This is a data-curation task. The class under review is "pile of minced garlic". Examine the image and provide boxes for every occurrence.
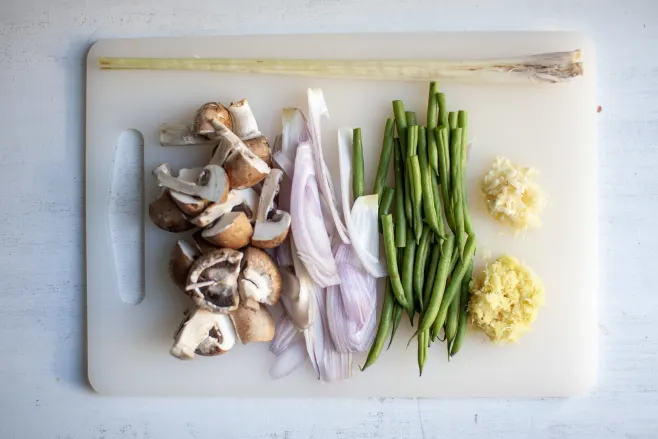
[468,255,545,343]
[481,156,544,230]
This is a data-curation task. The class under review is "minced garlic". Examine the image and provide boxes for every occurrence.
[481,157,544,230]
[468,255,545,343]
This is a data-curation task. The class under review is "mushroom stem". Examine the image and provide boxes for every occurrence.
[228,99,262,140]
[185,280,218,291]
[159,123,217,146]
[153,163,229,203]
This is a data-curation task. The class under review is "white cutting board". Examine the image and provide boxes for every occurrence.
[86,32,597,397]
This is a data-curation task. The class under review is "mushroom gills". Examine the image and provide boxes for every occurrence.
[171,309,237,359]
[239,247,282,306]
[187,249,243,313]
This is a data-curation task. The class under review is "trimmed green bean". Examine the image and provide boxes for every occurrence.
[436,126,454,232]
[361,280,394,370]
[393,100,407,154]
[450,260,473,357]
[405,111,417,127]
[417,126,440,235]
[407,124,418,158]
[437,92,448,129]
[378,186,395,233]
[401,227,417,322]
[418,236,455,333]
[449,127,466,258]
[423,242,441,307]
[414,226,431,312]
[381,214,409,308]
[448,111,457,130]
[393,139,407,247]
[430,171,446,238]
[408,157,423,243]
[352,128,365,200]
[427,83,440,174]
[374,118,395,198]
[457,111,474,235]
[433,235,477,331]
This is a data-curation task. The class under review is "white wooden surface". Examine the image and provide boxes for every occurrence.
[0,0,656,437]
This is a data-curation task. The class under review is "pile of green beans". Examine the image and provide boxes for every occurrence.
[363,82,477,376]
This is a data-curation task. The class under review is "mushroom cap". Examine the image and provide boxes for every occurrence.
[243,136,272,167]
[169,240,200,290]
[148,190,194,233]
[239,246,282,306]
[194,102,232,137]
[251,211,291,249]
[229,303,275,344]
[192,231,217,254]
[171,309,237,359]
[186,249,243,313]
[170,191,207,216]
[201,211,253,250]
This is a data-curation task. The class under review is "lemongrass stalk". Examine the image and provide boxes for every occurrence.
[98,51,584,84]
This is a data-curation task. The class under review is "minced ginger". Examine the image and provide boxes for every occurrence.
[481,156,544,230]
[468,255,545,343]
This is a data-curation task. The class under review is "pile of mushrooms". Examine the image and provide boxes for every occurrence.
[150,100,292,359]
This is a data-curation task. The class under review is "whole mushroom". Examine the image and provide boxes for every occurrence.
[194,102,232,138]
[170,309,237,359]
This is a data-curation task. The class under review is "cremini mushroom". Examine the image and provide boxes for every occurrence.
[189,188,259,228]
[169,167,208,216]
[170,309,237,359]
[252,169,291,248]
[169,240,200,290]
[194,102,232,138]
[153,164,229,204]
[279,266,313,330]
[239,247,281,307]
[229,303,276,344]
[186,249,243,313]
[192,231,216,254]
[148,190,195,233]
[209,119,270,189]
[228,99,272,166]
[158,123,216,146]
[201,211,253,249]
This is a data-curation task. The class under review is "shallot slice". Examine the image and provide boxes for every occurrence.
[270,314,301,355]
[269,340,306,380]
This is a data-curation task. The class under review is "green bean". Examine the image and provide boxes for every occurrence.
[418,329,428,376]
[378,186,395,233]
[450,260,473,357]
[450,127,466,258]
[361,280,394,370]
[373,118,395,198]
[448,241,460,273]
[401,227,417,323]
[433,235,476,331]
[406,124,418,158]
[392,139,407,247]
[392,100,407,154]
[457,111,474,235]
[437,92,448,129]
[423,242,441,308]
[436,126,454,232]
[352,128,365,200]
[448,111,457,130]
[445,285,460,344]
[406,127,420,238]
[417,126,440,235]
[404,171,413,225]
[405,111,417,127]
[418,236,455,333]
[408,155,423,242]
[427,83,440,174]
[430,171,446,238]
[381,214,408,308]
[414,225,431,312]
[388,303,403,350]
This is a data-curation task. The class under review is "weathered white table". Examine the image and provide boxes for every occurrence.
[0,0,656,437]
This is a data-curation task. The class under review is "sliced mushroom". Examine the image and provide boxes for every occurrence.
[201,211,253,249]
[194,102,232,138]
[190,188,259,228]
[252,169,291,248]
[186,249,243,313]
[170,309,237,359]
[279,266,313,330]
[239,246,281,306]
[153,163,229,203]
[169,167,208,215]
[148,190,194,233]
[209,119,270,189]
[159,123,216,146]
[169,240,200,290]
[230,303,275,344]
[244,136,272,167]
